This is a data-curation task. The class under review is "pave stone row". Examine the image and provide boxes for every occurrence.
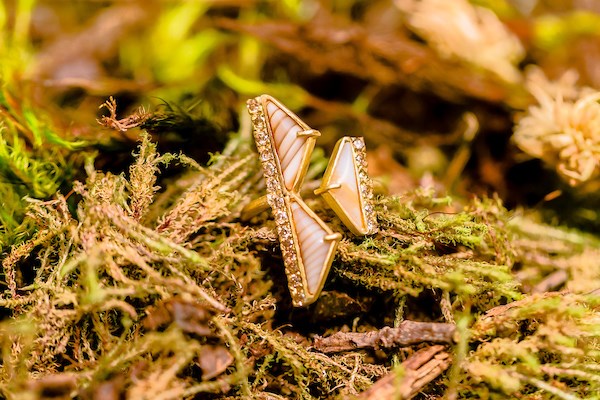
[247,98,306,305]
[351,137,378,234]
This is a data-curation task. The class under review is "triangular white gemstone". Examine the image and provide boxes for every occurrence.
[265,100,314,191]
[331,140,364,230]
[318,138,368,235]
[290,200,337,297]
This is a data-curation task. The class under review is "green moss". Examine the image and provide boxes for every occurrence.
[2,1,600,397]
[0,104,598,399]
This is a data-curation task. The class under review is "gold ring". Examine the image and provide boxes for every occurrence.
[244,95,341,307]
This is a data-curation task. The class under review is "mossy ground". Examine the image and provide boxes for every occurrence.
[1,1,600,399]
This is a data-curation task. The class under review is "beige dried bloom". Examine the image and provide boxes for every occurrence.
[395,0,524,83]
[513,67,600,186]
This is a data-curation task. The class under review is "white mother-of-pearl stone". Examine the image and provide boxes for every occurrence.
[266,101,310,191]
[329,140,364,230]
[318,138,367,234]
[290,201,334,295]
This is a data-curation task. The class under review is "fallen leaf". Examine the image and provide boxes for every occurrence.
[197,345,234,380]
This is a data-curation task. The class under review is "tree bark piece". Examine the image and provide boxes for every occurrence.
[314,321,455,353]
[355,345,451,399]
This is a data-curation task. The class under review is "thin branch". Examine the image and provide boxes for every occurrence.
[314,321,455,353]
[532,270,568,293]
[355,345,451,399]
[97,96,150,132]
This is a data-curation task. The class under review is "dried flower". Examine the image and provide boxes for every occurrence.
[513,67,600,186]
[395,0,524,83]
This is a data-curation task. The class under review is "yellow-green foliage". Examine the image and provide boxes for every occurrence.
[0,1,86,251]
[466,293,600,399]
[1,1,600,398]
[0,89,85,251]
[0,129,598,399]
[335,195,520,311]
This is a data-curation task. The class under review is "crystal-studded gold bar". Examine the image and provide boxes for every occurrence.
[351,137,378,234]
[247,96,339,306]
[247,97,285,207]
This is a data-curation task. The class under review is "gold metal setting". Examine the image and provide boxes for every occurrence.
[246,95,341,306]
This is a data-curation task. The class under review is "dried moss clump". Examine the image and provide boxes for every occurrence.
[466,292,600,398]
[0,125,598,399]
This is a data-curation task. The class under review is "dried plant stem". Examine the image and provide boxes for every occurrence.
[213,317,251,397]
[392,296,407,367]
[532,270,568,293]
[510,371,580,400]
[445,314,471,400]
[2,229,56,297]
[314,321,455,353]
[355,345,451,399]
[108,208,210,270]
[182,371,247,397]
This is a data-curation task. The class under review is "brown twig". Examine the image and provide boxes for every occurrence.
[97,96,150,132]
[354,345,451,399]
[313,321,455,353]
[532,270,569,293]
